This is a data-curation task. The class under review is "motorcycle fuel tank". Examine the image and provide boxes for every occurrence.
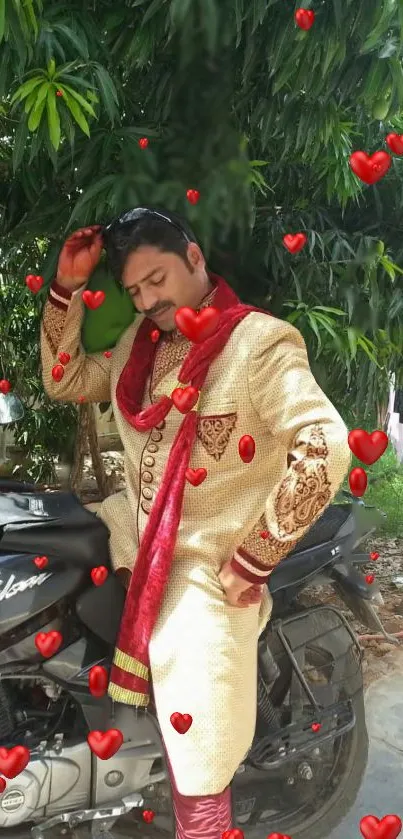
[0,552,85,635]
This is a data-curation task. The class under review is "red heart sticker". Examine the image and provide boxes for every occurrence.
[33,555,48,569]
[51,364,65,383]
[35,630,63,658]
[239,434,256,463]
[267,834,293,839]
[294,8,315,30]
[360,814,402,839]
[139,137,149,149]
[25,274,44,293]
[89,665,109,698]
[311,722,322,733]
[0,778,5,793]
[150,329,160,343]
[171,386,200,413]
[0,746,30,779]
[260,530,269,539]
[103,350,112,358]
[142,810,155,823]
[58,352,71,365]
[348,429,388,465]
[222,831,245,839]
[349,466,368,497]
[82,290,106,310]
[366,574,375,585]
[186,467,207,486]
[386,134,403,155]
[186,189,200,205]
[350,151,392,185]
[175,306,220,343]
[91,566,109,586]
[87,729,123,760]
[283,233,307,253]
[0,380,11,394]
[170,712,193,734]
[370,552,380,561]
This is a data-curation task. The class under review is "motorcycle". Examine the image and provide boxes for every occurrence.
[0,392,395,839]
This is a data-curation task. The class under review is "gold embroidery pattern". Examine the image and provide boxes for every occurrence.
[150,286,218,395]
[240,514,298,567]
[151,336,190,393]
[196,413,237,460]
[306,424,329,459]
[42,300,67,355]
[275,423,331,538]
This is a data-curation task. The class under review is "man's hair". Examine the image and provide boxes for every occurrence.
[104,207,200,282]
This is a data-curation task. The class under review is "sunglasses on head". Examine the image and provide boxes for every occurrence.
[102,207,191,243]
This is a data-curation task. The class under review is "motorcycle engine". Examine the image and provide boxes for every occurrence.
[0,676,68,748]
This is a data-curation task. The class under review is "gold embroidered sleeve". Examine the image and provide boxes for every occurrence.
[231,316,351,581]
[41,280,111,404]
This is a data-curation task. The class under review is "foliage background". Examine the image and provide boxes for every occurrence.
[0,0,402,531]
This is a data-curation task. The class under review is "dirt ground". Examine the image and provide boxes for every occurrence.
[79,450,403,690]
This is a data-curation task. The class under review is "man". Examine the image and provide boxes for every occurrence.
[41,207,351,839]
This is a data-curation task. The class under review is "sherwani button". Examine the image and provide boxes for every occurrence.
[141,501,152,514]
[147,443,158,453]
[144,456,155,467]
[142,487,154,500]
[151,430,163,442]
[142,471,153,483]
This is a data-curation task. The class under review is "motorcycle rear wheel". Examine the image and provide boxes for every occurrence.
[234,691,368,839]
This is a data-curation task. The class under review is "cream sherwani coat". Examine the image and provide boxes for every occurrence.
[41,279,351,795]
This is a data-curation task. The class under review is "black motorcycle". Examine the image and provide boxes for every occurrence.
[0,392,395,839]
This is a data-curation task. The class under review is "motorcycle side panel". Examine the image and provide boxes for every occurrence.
[0,556,85,634]
[75,575,126,644]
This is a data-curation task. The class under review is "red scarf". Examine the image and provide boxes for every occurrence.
[107,275,269,706]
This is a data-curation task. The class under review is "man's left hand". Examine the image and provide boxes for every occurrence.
[218,559,263,608]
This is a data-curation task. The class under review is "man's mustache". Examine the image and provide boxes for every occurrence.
[145,304,173,317]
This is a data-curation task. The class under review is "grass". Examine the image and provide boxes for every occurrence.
[341,435,403,539]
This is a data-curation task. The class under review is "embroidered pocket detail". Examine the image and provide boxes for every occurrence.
[196,413,238,461]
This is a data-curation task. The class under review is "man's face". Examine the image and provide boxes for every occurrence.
[122,243,207,331]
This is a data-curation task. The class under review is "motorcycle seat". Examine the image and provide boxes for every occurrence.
[0,490,111,569]
[268,504,352,593]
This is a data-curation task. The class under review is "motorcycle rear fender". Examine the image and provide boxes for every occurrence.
[330,558,382,602]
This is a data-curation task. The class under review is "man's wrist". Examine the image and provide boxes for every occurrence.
[231,548,271,584]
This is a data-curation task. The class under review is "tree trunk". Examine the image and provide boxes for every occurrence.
[69,403,90,495]
[87,403,111,499]
[377,399,389,430]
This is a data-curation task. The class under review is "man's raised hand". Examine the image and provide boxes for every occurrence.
[56,226,104,291]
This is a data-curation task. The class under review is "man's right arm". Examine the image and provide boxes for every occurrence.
[41,278,111,404]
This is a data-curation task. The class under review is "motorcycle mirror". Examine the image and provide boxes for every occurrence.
[0,393,25,425]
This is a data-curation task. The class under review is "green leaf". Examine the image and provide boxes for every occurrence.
[47,57,56,78]
[46,87,61,149]
[307,312,322,349]
[141,0,164,26]
[24,0,39,39]
[12,115,29,171]
[28,84,48,130]
[24,88,38,114]
[314,306,346,316]
[234,0,243,47]
[63,90,90,136]
[67,174,118,228]
[60,83,96,117]
[0,0,5,42]
[92,63,119,122]
[347,327,358,360]
[170,0,192,26]
[10,75,43,104]
[52,22,89,59]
